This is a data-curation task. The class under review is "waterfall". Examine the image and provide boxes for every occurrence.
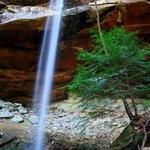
[32,0,63,149]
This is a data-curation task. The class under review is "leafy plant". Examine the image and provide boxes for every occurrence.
[69,27,150,100]
[69,27,150,148]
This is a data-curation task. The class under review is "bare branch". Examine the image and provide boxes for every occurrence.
[94,0,109,56]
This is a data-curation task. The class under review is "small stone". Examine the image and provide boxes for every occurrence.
[0,111,14,119]
[0,100,6,108]
[0,132,3,138]
[27,115,38,124]
[8,106,16,112]
[14,103,22,107]
[4,102,14,108]
[13,111,20,115]
[53,127,58,130]
[18,106,28,114]
[11,115,24,123]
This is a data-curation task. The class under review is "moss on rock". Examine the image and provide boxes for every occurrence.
[110,124,144,150]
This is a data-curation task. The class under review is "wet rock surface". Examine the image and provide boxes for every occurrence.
[0,100,28,120]
[27,115,38,124]
[0,99,131,148]
[0,98,149,149]
[11,115,24,123]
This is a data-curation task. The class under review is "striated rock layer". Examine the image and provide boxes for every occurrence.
[101,0,150,41]
[0,0,50,5]
[0,5,93,104]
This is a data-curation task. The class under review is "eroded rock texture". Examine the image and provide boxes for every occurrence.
[102,0,150,41]
[0,5,92,104]
[0,0,82,6]
[0,0,48,5]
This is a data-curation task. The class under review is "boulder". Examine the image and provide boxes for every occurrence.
[110,123,144,150]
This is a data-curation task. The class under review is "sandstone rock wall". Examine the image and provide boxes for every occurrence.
[101,0,150,41]
[0,5,92,104]
[0,0,81,6]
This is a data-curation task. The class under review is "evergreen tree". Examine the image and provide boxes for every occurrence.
[69,27,150,122]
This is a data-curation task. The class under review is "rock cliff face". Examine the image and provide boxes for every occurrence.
[0,0,48,5]
[0,5,92,104]
[101,0,150,41]
[0,0,81,6]
[0,0,149,104]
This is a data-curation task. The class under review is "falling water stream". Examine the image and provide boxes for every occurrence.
[32,0,63,150]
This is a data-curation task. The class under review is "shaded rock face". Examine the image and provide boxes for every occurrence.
[101,0,150,41]
[0,1,6,9]
[0,5,92,104]
[0,0,81,6]
[0,98,131,150]
[2,0,48,5]
[0,5,90,46]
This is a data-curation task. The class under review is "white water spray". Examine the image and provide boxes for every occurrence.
[32,0,63,150]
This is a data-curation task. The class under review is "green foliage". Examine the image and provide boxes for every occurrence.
[69,27,150,100]
[142,99,150,109]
